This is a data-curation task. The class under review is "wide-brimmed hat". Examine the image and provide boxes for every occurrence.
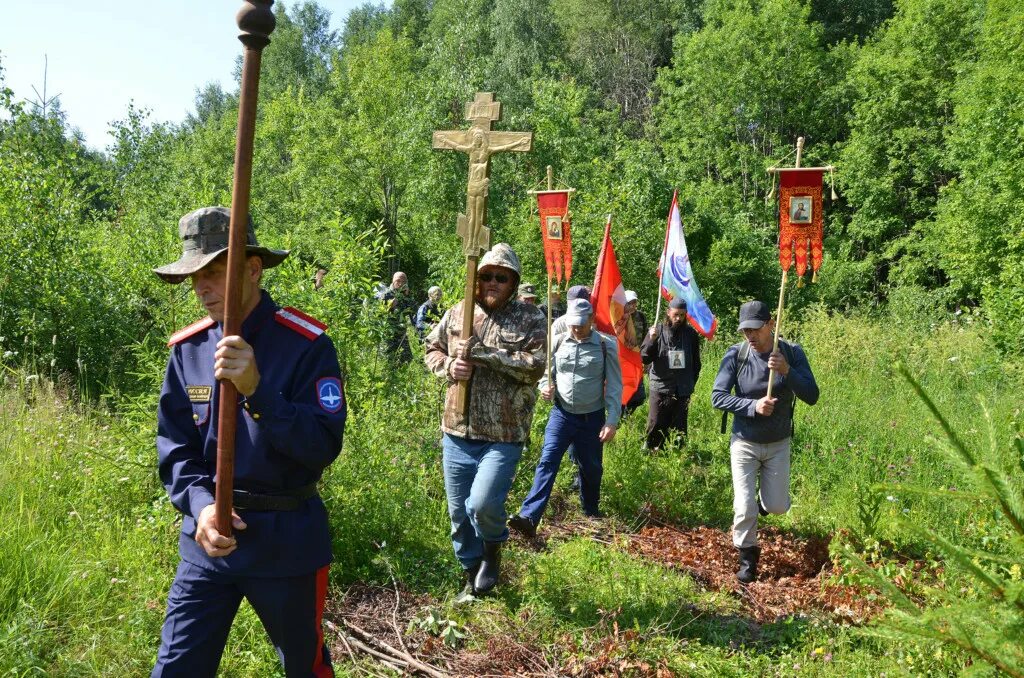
[153,207,289,284]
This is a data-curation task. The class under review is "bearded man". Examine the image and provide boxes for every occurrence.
[424,244,546,602]
[640,296,702,450]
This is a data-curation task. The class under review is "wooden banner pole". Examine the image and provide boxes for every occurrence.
[766,136,803,399]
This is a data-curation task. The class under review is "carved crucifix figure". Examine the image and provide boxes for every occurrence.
[433,92,533,257]
[432,92,533,413]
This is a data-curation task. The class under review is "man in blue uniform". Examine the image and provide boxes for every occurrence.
[151,207,346,677]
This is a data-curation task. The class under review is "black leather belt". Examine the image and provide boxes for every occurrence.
[232,483,318,511]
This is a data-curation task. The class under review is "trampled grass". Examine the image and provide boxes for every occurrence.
[1,311,1018,675]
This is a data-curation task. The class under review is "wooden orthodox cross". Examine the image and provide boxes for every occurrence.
[432,92,533,413]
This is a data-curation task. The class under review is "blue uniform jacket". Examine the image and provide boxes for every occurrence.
[157,291,346,577]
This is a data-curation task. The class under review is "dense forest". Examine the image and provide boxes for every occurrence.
[2,0,1023,391]
[2,0,1024,674]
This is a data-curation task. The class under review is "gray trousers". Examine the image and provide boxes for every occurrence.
[730,435,791,548]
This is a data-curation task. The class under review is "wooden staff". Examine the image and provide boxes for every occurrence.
[215,0,276,537]
[544,165,554,379]
[766,137,803,399]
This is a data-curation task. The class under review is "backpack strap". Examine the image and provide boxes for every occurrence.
[720,342,750,434]
[719,338,799,437]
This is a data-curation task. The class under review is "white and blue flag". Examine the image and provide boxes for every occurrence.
[658,190,717,339]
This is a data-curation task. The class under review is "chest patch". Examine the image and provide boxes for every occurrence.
[317,377,344,413]
[187,385,213,403]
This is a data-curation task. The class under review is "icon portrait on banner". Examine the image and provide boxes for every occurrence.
[789,196,812,224]
[545,215,564,241]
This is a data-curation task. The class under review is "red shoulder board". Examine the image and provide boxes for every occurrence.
[275,307,327,340]
[167,317,215,347]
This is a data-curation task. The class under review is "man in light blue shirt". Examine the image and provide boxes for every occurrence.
[509,299,622,537]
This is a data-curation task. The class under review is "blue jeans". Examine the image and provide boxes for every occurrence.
[519,404,605,522]
[441,433,523,570]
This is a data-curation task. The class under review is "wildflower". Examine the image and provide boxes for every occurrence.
[948,356,959,363]
[886,495,897,502]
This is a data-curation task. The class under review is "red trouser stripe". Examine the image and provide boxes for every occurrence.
[312,565,333,678]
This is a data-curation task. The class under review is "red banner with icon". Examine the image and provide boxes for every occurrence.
[536,190,573,283]
[778,169,824,281]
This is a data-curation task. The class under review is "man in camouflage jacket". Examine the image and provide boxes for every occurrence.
[425,243,546,602]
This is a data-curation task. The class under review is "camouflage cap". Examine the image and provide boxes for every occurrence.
[517,282,537,299]
[478,242,521,277]
[152,206,289,284]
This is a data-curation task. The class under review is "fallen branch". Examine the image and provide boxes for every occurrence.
[342,618,451,678]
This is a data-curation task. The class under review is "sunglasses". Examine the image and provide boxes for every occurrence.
[477,272,511,284]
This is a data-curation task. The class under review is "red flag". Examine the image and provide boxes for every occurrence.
[536,190,573,282]
[591,216,644,405]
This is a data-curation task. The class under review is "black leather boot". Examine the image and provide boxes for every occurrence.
[454,564,479,605]
[474,541,502,594]
[508,513,537,539]
[736,546,761,584]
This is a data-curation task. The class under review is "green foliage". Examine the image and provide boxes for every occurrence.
[842,365,1024,677]
[4,0,1024,670]
[933,0,1024,353]
[839,0,979,292]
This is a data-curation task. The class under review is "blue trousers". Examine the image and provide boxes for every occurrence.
[520,405,605,522]
[152,560,333,677]
[442,433,523,570]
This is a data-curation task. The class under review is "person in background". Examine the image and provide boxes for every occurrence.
[382,271,416,362]
[711,300,819,584]
[518,282,539,305]
[415,286,444,339]
[640,296,702,450]
[621,290,649,417]
[538,288,565,321]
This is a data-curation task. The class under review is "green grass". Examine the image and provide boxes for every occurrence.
[1,311,1019,675]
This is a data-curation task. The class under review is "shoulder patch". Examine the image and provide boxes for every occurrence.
[168,317,215,347]
[275,307,328,340]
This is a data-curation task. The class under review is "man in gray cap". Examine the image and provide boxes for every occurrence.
[711,300,819,584]
[151,207,346,675]
[549,284,591,337]
[640,296,703,450]
[509,297,622,538]
[424,243,546,602]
